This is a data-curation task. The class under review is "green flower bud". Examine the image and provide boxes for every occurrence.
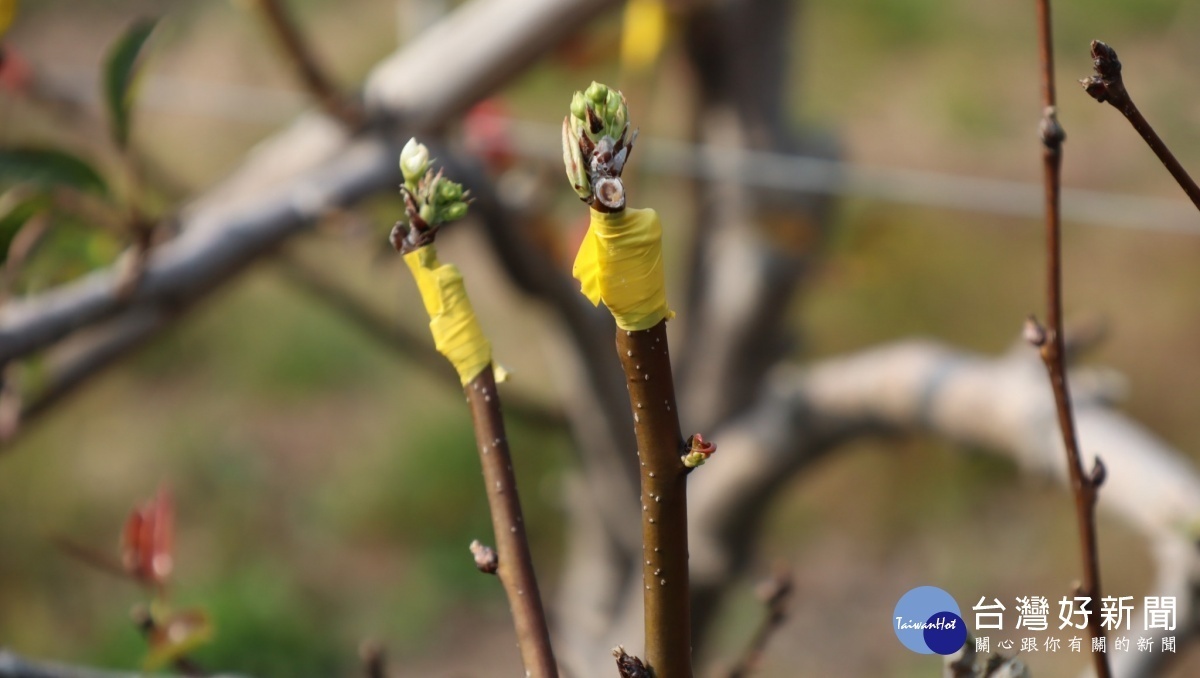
[570,91,588,121]
[436,178,464,205]
[419,203,435,225]
[441,202,469,222]
[605,90,621,118]
[585,81,608,105]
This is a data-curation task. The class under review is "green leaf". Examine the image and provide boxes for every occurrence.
[0,148,107,195]
[0,191,50,264]
[103,17,158,149]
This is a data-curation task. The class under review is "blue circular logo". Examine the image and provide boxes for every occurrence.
[894,586,967,655]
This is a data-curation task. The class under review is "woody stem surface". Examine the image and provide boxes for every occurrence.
[616,322,692,677]
[1035,3,1111,677]
[465,366,558,678]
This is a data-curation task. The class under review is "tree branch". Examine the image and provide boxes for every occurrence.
[1081,41,1200,211]
[616,322,692,677]
[683,340,1199,678]
[724,568,793,678]
[1032,3,1111,675]
[0,0,622,365]
[464,367,559,677]
[246,0,364,129]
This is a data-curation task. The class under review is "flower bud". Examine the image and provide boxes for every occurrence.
[400,137,430,183]
[570,91,589,121]
[436,178,464,205]
[585,81,608,105]
[605,90,622,120]
[441,202,469,222]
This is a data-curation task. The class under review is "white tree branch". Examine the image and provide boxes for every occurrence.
[678,339,1200,677]
[0,0,620,364]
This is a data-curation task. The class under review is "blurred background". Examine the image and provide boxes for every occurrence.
[1,0,1199,676]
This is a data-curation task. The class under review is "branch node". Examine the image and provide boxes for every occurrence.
[612,646,651,678]
[1089,455,1107,489]
[469,539,499,575]
[682,433,717,470]
[1022,315,1047,348]
[1039,106,1065,149]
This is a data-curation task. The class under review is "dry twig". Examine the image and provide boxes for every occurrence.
[246,0,364,129]
[725,569,793,678]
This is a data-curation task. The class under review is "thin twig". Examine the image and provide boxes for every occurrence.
[464,367,559,677]
[943,634,976,678]
[1081,40,1200,211]
[615,322,692,677]
[247,0,364,129]
[725,569,793,678]
[358,640,388,678]
[1031,3,1111,677]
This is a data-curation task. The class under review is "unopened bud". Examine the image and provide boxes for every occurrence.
[682,433,717,469]
[469,539,498,574]
[570,91,588,121]
[399,137,430,183]
[1024,316,1047,347]
[436,178,464,204]
[586,81,608,105]
[440,202,469,222]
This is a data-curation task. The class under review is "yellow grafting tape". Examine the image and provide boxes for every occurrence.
[572,207,674,331]
[404,245,492,386]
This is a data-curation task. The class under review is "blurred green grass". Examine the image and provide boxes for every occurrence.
[2,0,1199,675]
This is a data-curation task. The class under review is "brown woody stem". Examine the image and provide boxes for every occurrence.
[1034,4,1111,678]
[1081,40,1200,211]
[249,0,364,129]
[615,322,692,677]
[464,367,559,678]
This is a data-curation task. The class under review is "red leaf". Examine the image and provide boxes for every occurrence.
[121,485,174,587]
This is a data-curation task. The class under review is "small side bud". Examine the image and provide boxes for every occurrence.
[612,646,650,678]
[1090,456,1107,488]
[1039,106,1065,148]
[469,539,498,575]
[682,433,717,469]
[1024,315,1047,348]
[440,202,469,222]
[435,179,463,205]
